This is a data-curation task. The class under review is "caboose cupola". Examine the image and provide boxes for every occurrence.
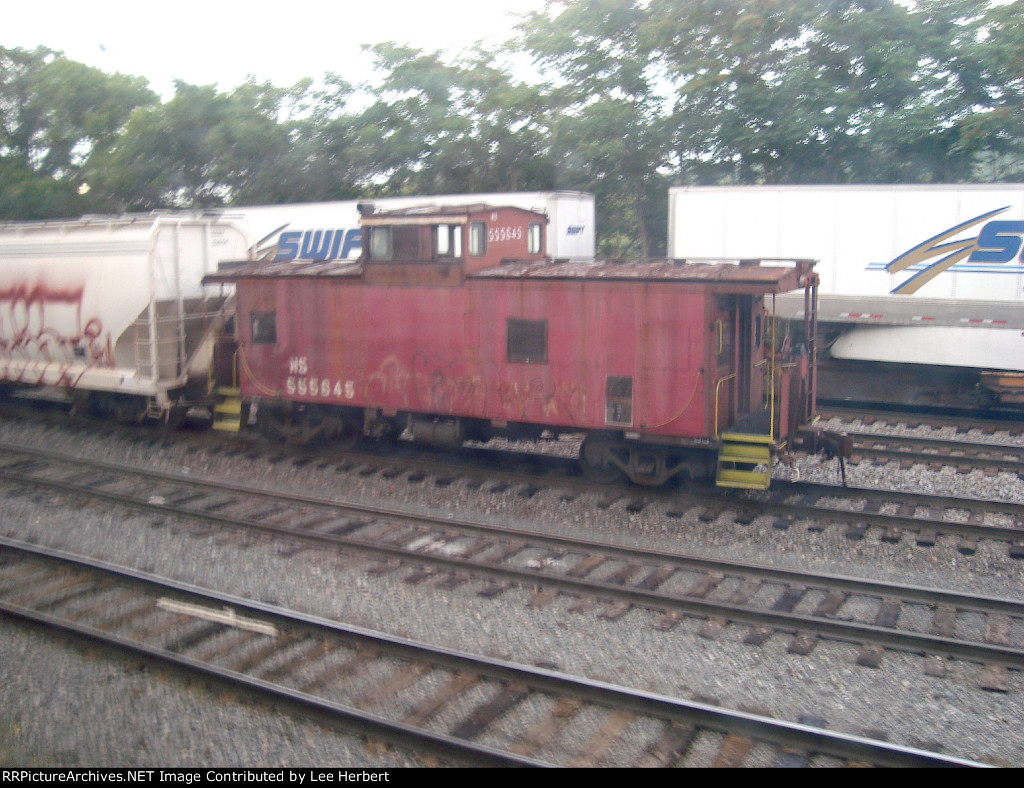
[359,204,548,286]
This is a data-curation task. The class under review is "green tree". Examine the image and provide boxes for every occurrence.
[4,1,1022,237]
[969,0,1024,179]
[516,0,670,256]
[353,43,554,196]
[87,80,306,211]
[285,74,370,202]
[0,46,156,218]
[647,0,1011,184]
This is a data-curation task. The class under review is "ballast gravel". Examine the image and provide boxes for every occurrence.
[1,416,1023,768]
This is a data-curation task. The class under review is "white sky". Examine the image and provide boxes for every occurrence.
[5,0,551,98]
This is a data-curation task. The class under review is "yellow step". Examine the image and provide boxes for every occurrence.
[212,417,241,432]
[214,400,242,415]
[721,431,773,445]
[716,467,772,490]
[718,443,771,464]
[716,436,773,490]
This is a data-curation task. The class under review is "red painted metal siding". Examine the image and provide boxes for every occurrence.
[214,205,817,448]
[465,207,546,271]
[238,275,722,440]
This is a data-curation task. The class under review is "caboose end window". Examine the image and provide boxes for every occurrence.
[527,222,543,255]
[251,312,277,344]
[507,318,548,363]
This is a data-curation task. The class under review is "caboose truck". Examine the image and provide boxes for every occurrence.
[206,202,839,489]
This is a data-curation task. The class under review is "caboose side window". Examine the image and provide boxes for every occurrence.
[369,227,392,260]
[507,318,548,363]
[527,222,543,255]
[469,222,487,257]
[369,225,422,261]
[434,224,462,259]
[251,312,277,344]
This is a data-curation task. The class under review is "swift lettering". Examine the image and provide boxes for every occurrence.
[275,229,361,262]
[885,207,1023,294]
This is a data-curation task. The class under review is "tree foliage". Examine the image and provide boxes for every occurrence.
[0,46,155,218]
[2,0,1023,249]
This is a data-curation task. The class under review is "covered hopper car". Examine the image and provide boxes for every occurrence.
[205,202,831,489]
[0,212,247,422]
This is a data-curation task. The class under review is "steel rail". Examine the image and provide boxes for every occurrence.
[3,445,1024,670]
[0,537,988,768]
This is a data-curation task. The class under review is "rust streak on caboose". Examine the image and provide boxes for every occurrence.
[205,202,824,489]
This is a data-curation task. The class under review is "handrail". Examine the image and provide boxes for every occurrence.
[713,372,736,440]
[768,307,776,442]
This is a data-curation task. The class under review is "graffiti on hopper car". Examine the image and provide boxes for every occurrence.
[0,282,113,386]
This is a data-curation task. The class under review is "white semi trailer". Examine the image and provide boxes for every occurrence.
[668,184,1024,406]
[229,190,596,264]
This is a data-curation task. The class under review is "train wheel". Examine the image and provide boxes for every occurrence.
[162,405,189,432]
[89,392,147,425]
[333,418,361,451]
[579,434,626,484]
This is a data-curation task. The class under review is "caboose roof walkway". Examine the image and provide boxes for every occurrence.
[207,257,815,295]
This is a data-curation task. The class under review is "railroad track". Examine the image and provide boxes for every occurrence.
[0,538,986,768]
[3,443,1024,692]
[830,430,1024,477]
[818,405,1024,437]
[743,478,1024,556]
[109,422,1024,556]
[6,395,1022,506]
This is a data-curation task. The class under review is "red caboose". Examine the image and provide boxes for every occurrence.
[206,202,820,489]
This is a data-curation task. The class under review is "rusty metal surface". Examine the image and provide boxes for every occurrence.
[235,274,721,440]
[222,203,816,448]
[211,257,813,290]
[474,258,813,289]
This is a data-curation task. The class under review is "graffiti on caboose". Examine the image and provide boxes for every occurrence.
[366,354,487,414]
[364,354,586,422]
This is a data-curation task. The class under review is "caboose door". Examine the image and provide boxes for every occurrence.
[713,294,762,435]
[712,296,737,434]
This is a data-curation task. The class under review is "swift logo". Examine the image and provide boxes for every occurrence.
[274,228,362,262]
[885,207,1024,294]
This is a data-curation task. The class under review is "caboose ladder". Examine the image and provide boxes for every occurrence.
[212,387,243,432]
[716,432,772,490]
